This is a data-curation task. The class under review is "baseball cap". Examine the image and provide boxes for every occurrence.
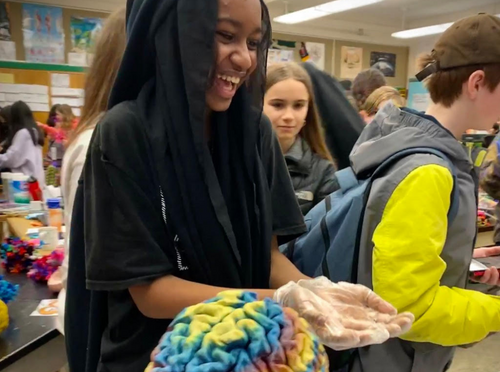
[416,14,500,81]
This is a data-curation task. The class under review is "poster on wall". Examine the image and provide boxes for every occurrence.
[0,1,11,40]
[305,42,325,71]
[69,16,103,66]
[267,48,294,67]
[0,1,15,60]
[407,80,430,112]
[370,51,396,77]
[340,46,363,79]
[22,4,65,64]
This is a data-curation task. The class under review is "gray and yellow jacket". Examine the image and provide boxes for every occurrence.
[349,103,500,372]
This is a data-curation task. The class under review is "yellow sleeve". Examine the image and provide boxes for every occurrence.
[373,164,500,346]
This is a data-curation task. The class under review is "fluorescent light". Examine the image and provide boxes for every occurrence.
[392,14,500,39]
[392,22,453,39]
[274,0,384,24]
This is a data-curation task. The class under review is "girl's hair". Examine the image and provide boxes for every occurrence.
[363,86,405,116]
[47,104,61,127]
[69,7,127,146]
[266,62,333,162]
[56,104,75,130]
[417,53,500,108]
[7,101,45,149]
[0,106,12,146]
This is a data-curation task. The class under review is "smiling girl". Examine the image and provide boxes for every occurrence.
[264,63,338,214]
[66,2,413,371]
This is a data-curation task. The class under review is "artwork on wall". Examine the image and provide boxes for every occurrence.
[0,1,15,61]
[22,4,65,64]
[340,46,363,80]
[69,16,103,66]
[370,51,396,77]
[267,48,294,67]
[0,1,11,40]
[407,80,430,112]
[305,42,325,71]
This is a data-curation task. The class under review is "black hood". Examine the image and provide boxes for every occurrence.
[302,62,364,169]
[109,0,273,288]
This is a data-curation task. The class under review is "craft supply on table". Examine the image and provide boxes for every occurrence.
[11,174,30,204]
[1,238,35,273]
[47,198,63,232]
[27,248,64,284]
[1,172,12,201]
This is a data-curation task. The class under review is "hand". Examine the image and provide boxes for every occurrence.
[472,247,500,286]
[274,278,414,351]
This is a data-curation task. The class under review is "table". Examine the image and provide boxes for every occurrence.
[0,272,58,369]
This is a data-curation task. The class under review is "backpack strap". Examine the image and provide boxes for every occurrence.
[371,147,459,223]
[336,167,359,193]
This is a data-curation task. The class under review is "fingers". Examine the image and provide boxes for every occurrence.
[473,246,500,258]
[479,267,500,285]
[336,282,397,316]
[383,312,415,338]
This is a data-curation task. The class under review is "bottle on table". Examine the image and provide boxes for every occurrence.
[47,198,63,233]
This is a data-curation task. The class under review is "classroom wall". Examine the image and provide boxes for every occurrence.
[6,1,109,63]
[272,33,334,75]
[272,33,409,87]
[334,40,409,87]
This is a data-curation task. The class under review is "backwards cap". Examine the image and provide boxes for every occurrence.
[416,14,500,81]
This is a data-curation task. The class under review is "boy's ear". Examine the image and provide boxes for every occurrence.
[466,70,487,100]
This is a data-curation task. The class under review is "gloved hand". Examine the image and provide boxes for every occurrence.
[274,277,414,351]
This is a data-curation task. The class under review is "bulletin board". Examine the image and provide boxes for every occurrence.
[0,60,85,123]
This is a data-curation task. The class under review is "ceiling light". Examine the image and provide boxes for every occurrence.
[392,14,500,39]
[274,0,385,24]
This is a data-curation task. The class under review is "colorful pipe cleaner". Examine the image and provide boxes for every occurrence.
[0,275,18,304]
[1,238,35,273]
[152,290,328,372]
[27,248,64,283]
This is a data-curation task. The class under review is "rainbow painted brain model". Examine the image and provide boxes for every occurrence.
[152,291,328,372]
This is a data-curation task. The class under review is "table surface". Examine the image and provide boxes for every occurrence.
[0,271,59,369]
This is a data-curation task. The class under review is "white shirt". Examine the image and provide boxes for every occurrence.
[57,127,94,334]
[0,128,45,188]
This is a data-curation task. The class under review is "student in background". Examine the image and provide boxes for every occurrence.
[264,63,338,215]
[0,101,44,186]
[352,68,386,111]
[361,86,405,124]
[39,104,76,165]
[47,104,61,128]
[56,6,127,335]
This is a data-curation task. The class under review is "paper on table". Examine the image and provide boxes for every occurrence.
[51,73,70,88]
[73,107,81,117]
[0,73,14,84]
[31,299,58,316]
[51,87,84,97]
[0,40,16,61]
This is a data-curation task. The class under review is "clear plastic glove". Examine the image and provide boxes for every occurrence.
[274,277,414,351]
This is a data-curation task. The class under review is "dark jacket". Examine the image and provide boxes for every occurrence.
[285,137,339,215]
[302,63,364,170]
